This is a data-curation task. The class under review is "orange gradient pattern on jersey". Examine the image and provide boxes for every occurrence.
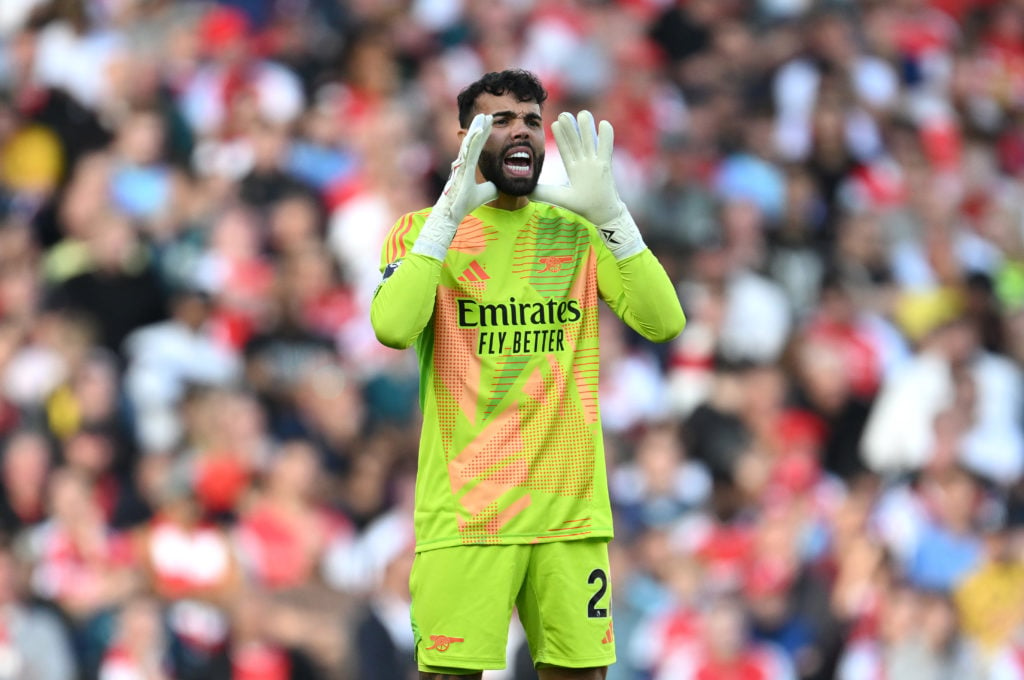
[448,405,523,495]
[435,285,481,432]
[486,493,532,534]
[450,216,492,253]
[459,458,529,515]
[569,250,600,424]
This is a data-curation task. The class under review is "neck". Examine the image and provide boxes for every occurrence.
[488,193,530,211]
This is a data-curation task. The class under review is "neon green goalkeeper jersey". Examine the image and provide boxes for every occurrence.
[371,201,685,552]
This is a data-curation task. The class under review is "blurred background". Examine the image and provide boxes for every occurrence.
[1,0,1024,678]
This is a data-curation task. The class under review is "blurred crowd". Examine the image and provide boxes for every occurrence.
[1,0,1024,678]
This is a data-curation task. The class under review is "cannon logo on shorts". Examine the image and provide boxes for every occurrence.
[425,634,465,651]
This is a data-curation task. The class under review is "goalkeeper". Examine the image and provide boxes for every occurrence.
[370,69,685,680]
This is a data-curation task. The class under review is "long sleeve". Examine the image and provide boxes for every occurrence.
[369,210,442,349]
[597,247,686,343]
[370,252,443,349]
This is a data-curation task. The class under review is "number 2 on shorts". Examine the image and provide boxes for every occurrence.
[587,568,608,618]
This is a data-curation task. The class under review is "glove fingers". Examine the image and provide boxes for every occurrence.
[447,113,489,190]
[553,112,581,164]
[464,113,492,165]
[549,119,571,164]
[577,110,599,157]
[467,112,488,136]
[597,120,614,163]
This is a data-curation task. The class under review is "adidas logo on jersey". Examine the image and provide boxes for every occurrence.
[457,261,490,283]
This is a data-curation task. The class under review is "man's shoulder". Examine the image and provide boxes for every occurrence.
[381,208,433,263]
[395,207,433,225]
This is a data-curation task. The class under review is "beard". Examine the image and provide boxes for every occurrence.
[478,144,545,197]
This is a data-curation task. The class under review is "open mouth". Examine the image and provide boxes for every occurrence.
[503,148,533,178]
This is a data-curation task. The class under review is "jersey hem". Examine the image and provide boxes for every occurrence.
[417,655,507,672]
[414,529,613,553]
[534,652,617,669]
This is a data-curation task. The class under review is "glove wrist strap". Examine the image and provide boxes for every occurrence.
[599,206,646,261]
[412,212,458,261]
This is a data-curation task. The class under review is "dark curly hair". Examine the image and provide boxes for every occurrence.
[456,69,548,128]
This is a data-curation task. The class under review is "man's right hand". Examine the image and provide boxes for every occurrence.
[531,111,646,260]
[412,113,498,260]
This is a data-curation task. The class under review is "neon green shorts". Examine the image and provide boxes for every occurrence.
[409,538,615,674]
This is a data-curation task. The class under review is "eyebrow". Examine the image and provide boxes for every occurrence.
[492,110,543,122]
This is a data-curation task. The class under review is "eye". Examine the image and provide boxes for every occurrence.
[493,117,511,126]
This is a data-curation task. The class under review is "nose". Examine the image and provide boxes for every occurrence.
[509,117,531,140]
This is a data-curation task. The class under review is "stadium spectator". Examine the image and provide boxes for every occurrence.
[0,539,76,679]
[4,0,1024,677]
[98,592,174,680]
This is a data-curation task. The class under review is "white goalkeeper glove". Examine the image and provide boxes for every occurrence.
[531,111,646,260]
[412,113,498,260]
